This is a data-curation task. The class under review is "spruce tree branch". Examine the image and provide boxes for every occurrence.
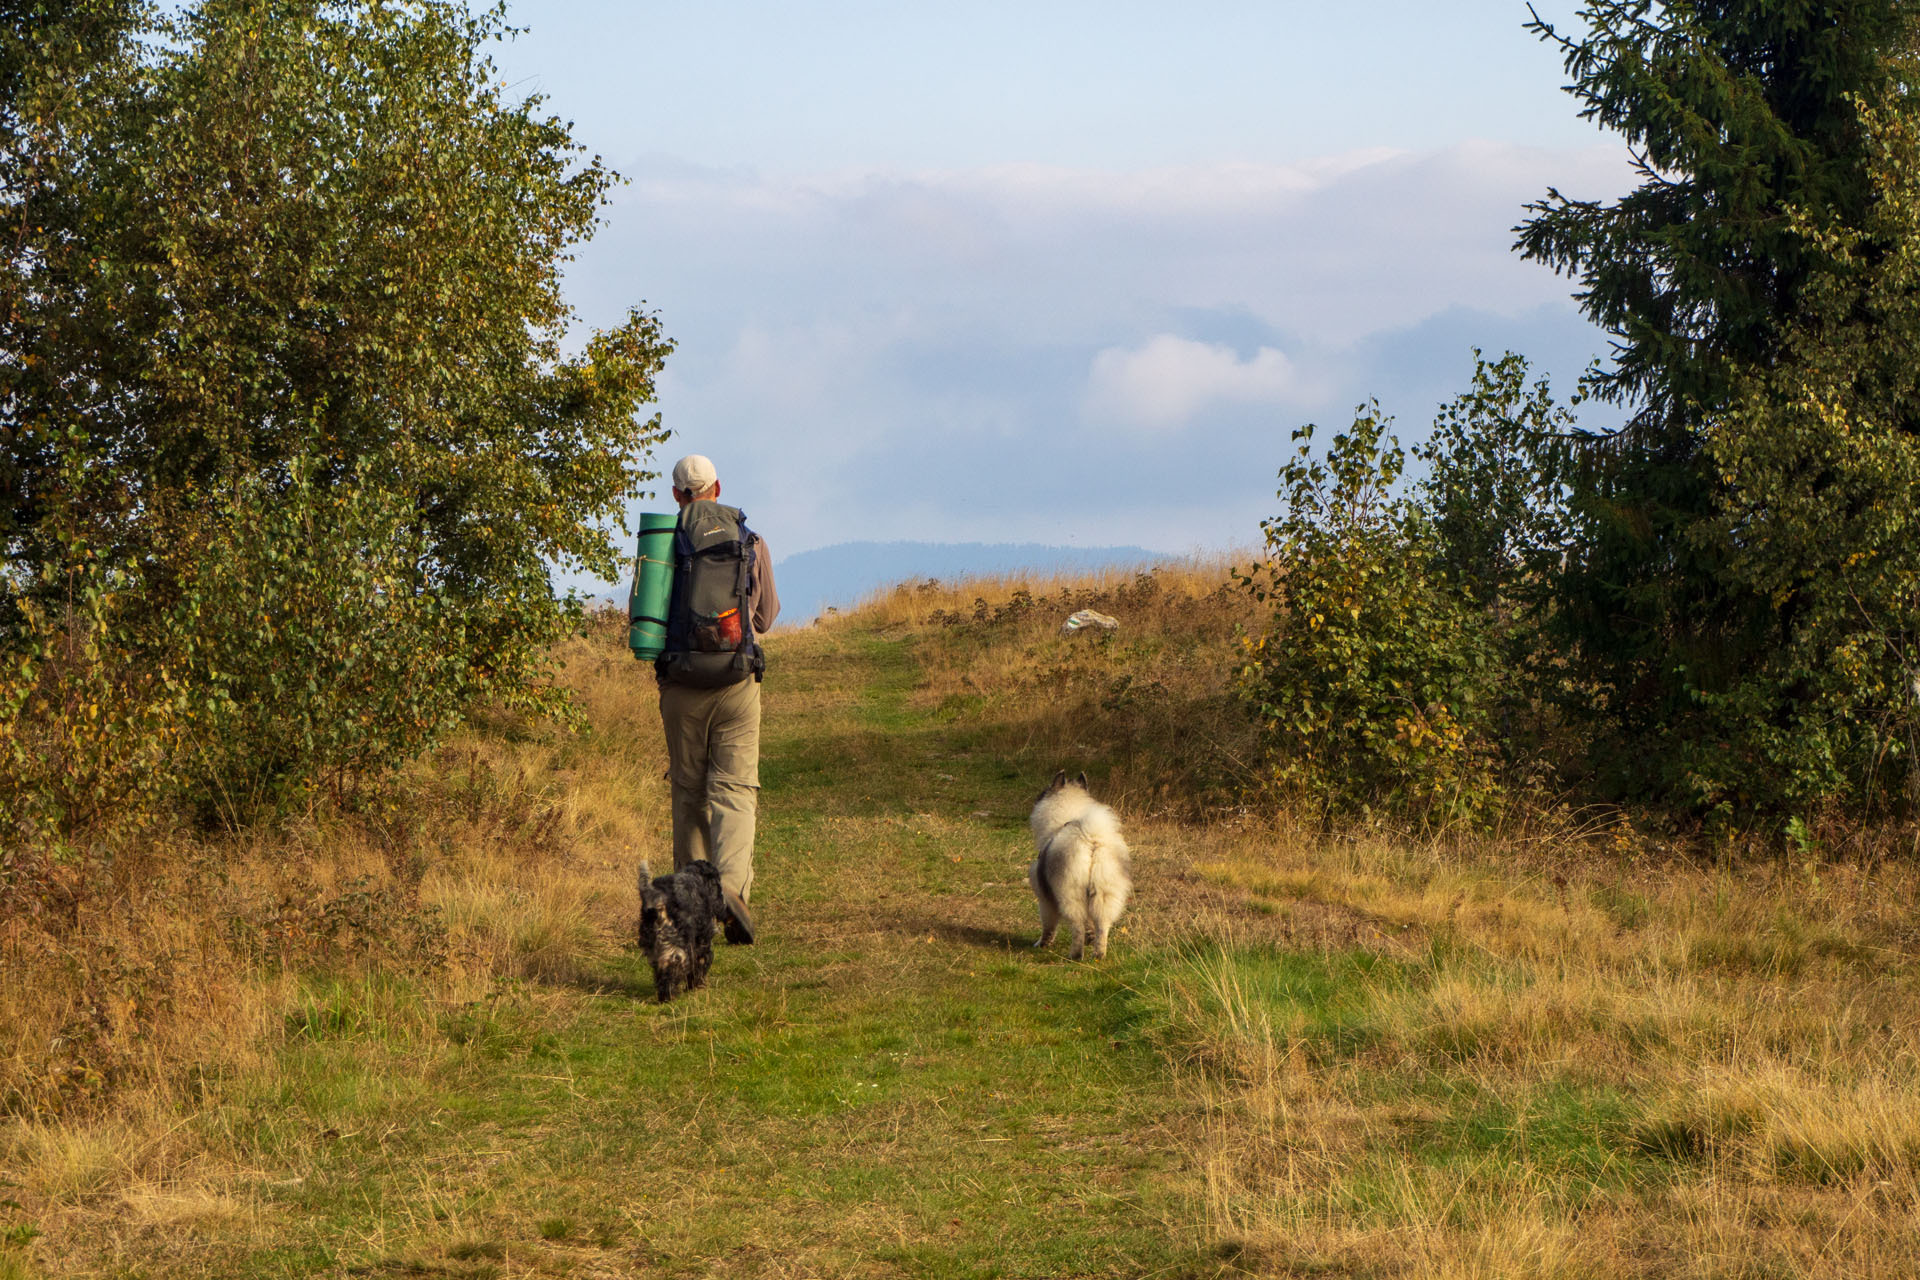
[1627,144,1684,190]
[1524,3,1578,56]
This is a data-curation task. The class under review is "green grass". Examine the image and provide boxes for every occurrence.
[83,623,1221,1278]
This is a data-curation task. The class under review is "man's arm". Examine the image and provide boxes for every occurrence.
[753,537,780,633]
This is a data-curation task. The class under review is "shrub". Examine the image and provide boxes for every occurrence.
[1415,352,1577,614]
[148,462,499,824]
[1237,403,1503,825]
[0,565,179,850]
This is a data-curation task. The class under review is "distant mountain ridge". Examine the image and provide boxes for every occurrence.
[772,541,1163,625]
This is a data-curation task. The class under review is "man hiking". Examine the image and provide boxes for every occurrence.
[656,453,778,944]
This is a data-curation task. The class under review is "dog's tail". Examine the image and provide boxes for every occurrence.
[637,860,652,893]
[1032,862,1060,916]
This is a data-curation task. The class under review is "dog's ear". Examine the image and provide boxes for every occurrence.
[1051,769,1067,789]
[1075,772,1088,790]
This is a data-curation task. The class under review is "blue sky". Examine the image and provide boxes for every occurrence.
[485,3,1633,581]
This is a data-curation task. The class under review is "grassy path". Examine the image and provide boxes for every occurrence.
[161,626,1216,1278]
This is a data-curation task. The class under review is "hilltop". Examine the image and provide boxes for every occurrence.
[771,540,1165,623]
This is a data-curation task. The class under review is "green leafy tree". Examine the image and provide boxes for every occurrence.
[1515,0,1915,805]
[1417,351,1579,612]
[118,1,672,600]
[1689,86,1920,814]
[2,0,672,825]
[1,1,154,599]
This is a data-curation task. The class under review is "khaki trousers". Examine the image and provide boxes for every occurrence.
[658,678,761,903]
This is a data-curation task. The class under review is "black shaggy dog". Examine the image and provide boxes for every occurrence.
[637,859,725,1002]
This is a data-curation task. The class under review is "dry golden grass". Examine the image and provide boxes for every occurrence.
[0,618,669,1265]
[1155,823,1920,1276]
[827,552,1251,630]
[864,561,1920,1275]
[828,554,1268,817]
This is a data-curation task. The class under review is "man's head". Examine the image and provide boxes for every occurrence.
[671,454,720,506]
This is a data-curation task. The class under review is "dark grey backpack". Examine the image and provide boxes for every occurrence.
[657,499,765,688]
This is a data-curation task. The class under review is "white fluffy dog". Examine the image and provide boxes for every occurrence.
[1028,770,1133,960]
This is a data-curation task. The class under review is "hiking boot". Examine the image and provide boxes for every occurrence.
[722,891,755,945]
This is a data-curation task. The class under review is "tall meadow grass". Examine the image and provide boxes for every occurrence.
[0,615,667,1257]
[826,555,1265,815]
[849,558,1920,1274]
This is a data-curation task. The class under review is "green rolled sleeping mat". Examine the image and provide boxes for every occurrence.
[628,512,678,661]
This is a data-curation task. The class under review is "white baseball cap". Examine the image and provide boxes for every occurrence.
[671,454,718,495]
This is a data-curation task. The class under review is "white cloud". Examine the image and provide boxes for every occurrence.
[622,150,1401,219]
[548,141,1635,571]
[592,142,1634,348]
[1083,336,1301,430]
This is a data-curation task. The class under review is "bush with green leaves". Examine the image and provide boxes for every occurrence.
[1237,403,1503,826]
[153,462,495,824]
[0,573,179,852]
